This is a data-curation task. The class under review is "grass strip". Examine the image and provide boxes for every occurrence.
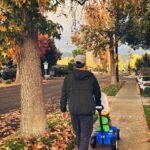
[102,81,125,96]
[143,105,150,128]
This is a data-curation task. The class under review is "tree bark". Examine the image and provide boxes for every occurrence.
[19,37,47,138]
[109,48,117,85]
[15,63,20,83]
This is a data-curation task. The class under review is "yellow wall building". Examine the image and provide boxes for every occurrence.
[56,50,128,73]
[57,52,99,68]
[57,57,73,65]
[86,52,98,68]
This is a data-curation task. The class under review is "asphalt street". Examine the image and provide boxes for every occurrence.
[0,74,131,114]
[0,80,63,114]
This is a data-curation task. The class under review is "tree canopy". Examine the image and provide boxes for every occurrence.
[71,0,136,55]
[123,0,150,49]
[72,48,86,57]
[0,0,63,58]
[136,53,150,71]
[40,37,62,73]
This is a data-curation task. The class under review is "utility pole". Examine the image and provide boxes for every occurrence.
[115,42,119,82]
[128,47,132,74]
[115,0,119,82]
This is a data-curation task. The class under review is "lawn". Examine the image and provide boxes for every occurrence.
[143,105,150,128]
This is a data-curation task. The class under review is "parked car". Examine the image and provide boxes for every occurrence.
[0,68,16,80]
[0,68,7,78]
[51,66,68,77]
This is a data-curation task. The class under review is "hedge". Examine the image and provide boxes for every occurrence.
[140,87,150,97]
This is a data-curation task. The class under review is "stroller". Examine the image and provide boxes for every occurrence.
[90,92,120,150]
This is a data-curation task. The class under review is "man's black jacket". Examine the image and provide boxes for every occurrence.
[60,69,101,115]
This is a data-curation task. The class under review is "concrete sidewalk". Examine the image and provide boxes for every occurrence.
[89,79,150,150]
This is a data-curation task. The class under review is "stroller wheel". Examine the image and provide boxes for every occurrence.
[117,129,120,140]
[111,138,118,150]
[90,136,97,148]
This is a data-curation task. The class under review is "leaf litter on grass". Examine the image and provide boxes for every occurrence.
[0,109,75,150]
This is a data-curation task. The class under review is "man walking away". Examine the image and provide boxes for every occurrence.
[60,54,101,150]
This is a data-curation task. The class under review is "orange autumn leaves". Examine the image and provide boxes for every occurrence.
[84,1,115,30]
[37,0,49,6]
[0,11,21,33]
[71,1,113,54]
[7,46,20,61]
[0,25,22,33]
[0,111,75,150]
[38,34,50,59]
[0,34,50,63]
[0,12,6,32]
[0,9,21,61]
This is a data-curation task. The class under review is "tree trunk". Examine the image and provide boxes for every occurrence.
[109,48,117,85]
[15,63,20,83]
[19,37,47,138]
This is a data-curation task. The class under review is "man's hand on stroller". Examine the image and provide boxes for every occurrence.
[62,112,68,119]
[96,105,104,112]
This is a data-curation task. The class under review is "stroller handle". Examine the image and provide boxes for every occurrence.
[96,105,104,111]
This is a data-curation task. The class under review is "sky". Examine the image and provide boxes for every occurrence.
[47,0,82,53]
[47,1,149,56]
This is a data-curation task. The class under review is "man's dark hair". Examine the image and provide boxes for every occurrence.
[75,61,85,68]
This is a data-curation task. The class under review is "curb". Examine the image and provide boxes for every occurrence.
[0,77,64,89]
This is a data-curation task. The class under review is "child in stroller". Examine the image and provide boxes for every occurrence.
[91,92,120,150]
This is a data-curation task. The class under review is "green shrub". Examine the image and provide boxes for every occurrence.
[141,87,150,97]
[4,79,12,84]
[53,67,68,77]
[2,68,16,80]
[68,60,75,72]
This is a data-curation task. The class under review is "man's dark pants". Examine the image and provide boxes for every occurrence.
[71,115,93,150]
